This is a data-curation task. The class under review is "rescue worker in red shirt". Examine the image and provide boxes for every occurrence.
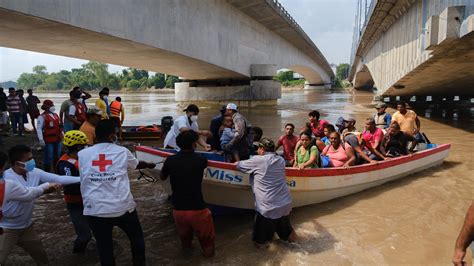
[36,100,62,172]
[56,130,92,253]
[109,97,125,140]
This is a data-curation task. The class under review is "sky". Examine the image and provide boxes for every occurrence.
[0,0,357,82]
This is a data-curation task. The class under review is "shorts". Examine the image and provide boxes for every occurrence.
[28,109,40,119]
[252,212,293,244]
[173,208,215,251]
[0,112,7,124]
[111,116,121,127]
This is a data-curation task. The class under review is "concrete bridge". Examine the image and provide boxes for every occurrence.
[0,0,334,105]
[349,0,474,101]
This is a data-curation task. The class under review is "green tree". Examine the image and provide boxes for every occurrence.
[165,75,180,89]
[148,73,166,89]
[82,61,109,88]
[126,79,141,90]
[274,71,294,82]
[32,65,47,75]
[17,73,41,89]
[336,63,350,81]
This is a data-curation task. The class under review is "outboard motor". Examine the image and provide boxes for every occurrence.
[161,116,174,133]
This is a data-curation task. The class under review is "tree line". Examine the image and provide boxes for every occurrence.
[274,63,350,88]
[16,61,180,91]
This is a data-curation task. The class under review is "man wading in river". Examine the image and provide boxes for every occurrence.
[236,138,297,247]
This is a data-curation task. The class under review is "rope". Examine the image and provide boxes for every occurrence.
[137,160,164,183]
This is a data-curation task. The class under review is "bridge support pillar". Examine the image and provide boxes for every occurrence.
[174,64,281,107]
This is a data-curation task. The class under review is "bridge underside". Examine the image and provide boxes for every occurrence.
[385,32,474,97]
[0,8,246,81]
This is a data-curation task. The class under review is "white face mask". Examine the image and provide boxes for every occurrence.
[103,96,108,101]
[190,115,198,122]
[49,106,56,113]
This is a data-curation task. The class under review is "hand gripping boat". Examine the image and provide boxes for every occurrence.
[135,144,450,210]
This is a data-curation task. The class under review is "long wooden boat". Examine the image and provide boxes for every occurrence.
[122,126,164,141]
[135,144,451,210]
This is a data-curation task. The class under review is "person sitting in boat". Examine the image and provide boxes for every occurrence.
[318,124,336,150]
[361,118,385,160]
[160,130,215,257]
[373,102,392,130]
[342,117,358,135]
[321,131,356,167]
[308,110,329,138]
[335,117,346,134]
[293,131,319,169]
[392,101,424,143]
[220,115,240,162]
[79,106,102,145]
[223,103,252,160]
[380,122,417,157]
[275,123,299,167]
[236,137,297,248]
[250,126,263,155]
[163,104,211,151]
[207,106,226,151]
[343,132,378,164]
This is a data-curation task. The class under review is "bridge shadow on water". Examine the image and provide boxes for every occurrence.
[417,107,474,134]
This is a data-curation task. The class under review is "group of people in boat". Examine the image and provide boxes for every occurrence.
[190,101,424,169]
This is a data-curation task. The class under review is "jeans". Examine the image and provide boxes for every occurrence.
[87,210,145,266]
[10,112,23,135]
[63,121,74,133]
[66,203,92,252]
[44,142,61,170]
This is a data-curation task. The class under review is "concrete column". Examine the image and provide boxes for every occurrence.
[174,64,281,106]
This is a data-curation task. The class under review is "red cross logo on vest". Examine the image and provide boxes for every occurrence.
[92,154,113,172]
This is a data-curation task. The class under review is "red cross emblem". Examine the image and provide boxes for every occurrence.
[92,154,113,172]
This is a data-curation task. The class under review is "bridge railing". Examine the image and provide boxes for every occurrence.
[350,0,377,69]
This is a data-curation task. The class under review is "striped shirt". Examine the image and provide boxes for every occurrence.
[6,95,21,113]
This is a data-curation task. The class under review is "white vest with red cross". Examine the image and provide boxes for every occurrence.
[78,143,139,217]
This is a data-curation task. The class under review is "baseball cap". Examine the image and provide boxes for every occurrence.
[343,117,356,123]
[86,106,103,116]
[183,104,199,113]
[226,103,238,111]
[335,117,345,127]
[375,102,386,109]
[257,137,275,150]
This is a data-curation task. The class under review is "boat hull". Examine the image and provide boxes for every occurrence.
[136,144,450,210]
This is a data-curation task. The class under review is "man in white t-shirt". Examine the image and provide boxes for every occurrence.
[79,119,156,265]
[163,104,211,150]
[0,145,80,264]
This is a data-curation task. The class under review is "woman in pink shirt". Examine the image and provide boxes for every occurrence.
[321,132,356,167]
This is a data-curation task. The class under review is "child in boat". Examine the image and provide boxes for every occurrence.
[220,115,240,162]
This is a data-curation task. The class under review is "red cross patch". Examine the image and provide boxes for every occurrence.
[92,154,113,172]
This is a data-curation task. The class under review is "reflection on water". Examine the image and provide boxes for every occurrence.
[15,89,473,265]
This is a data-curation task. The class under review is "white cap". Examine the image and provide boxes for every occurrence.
[226,103,238,111]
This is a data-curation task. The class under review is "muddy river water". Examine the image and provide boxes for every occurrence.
[9,89,474,265]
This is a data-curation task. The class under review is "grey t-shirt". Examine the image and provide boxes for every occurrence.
[236,153,292,219]
[344,134,360,148]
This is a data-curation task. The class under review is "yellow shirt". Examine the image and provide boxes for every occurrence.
[95,99,108,119]
[79,121,96,145]
[392,110,418,135]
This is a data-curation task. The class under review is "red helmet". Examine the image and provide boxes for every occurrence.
[41,100,54,110]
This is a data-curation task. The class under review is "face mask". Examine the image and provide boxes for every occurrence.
[190,115,198,122]
[103,96,108,101]
[49,106,56,113]
[19,159,36,172]
[111,135,118,144]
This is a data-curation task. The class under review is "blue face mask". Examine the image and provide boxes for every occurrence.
[19,159,36,172]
